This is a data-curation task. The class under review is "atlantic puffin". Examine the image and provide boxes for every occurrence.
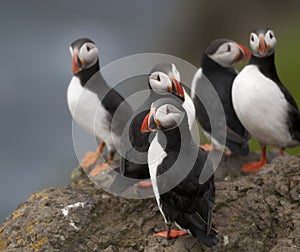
[147,64,196,185]
[191,39,251,155]
[67,38,132,173]
[109,63,191,194]
[141,98,218,247]
[232,28,300,172]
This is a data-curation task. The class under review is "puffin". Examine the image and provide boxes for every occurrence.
[191,39,251,155]
[67,38,132,173]
[141,98,218,247]
[147,64,196,185]
[109,63,194,194]
[232,28,300,172]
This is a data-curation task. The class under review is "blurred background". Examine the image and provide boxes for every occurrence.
[0,0,299,223]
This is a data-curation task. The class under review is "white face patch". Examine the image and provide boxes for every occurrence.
[155,104,185,130]
[249,30,276,57]
[149,71,172,95]
[264,30,277,53]
[78,42,99,69]
[249,32,260,57]
[208,42,240,67]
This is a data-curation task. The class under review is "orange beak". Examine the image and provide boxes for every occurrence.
[141,111,152,133]
[171,78,185,99]
[141,110,158,133]
[72,52,80,74]
[237,43,251,61]
[259,34,266,56]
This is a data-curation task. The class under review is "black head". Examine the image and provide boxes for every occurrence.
[249,28,277,57]
[205,38,251,67]
[141,97,186,133]
[148,63,184,100]
[69,38,99,75]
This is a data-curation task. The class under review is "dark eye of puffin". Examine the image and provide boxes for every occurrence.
[269,32,273,39]
[87,46,91,52]
[251,35,254,42]
[156,75,160,82]
[166,106,170,114]
[227,45,231,52]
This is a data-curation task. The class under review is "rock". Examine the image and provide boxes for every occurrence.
[0,154,299,251]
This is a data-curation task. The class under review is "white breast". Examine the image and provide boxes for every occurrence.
[148,135,168,223]
[67,77,117,152]
[182,88,196,129]
[232,65,293,147]
[147,90,195,191]
[147,92,194,224]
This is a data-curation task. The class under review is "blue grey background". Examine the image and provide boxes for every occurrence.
[0,1,299,223]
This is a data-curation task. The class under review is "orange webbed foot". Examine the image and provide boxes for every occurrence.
[224,149,232,156]
[200,144,214,152]
[82,141,105,169]
[89,163,109,176]
[153,230,187,239]
[241,160,267,173]
[81,151,101,169]
[137,181,152,188]
[242,146,267,173]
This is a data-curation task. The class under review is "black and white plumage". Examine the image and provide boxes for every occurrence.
[149,63,195,127]
[191,39,251,155]
[109,63,195,194]
[147,64,196,181]
[141,98,218,247]
[67,38,132,169]
[232,28,300,172]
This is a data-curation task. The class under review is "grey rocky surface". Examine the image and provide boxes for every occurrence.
[0,152,299,251]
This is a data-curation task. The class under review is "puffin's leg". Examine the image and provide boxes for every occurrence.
[200,143,214,152]
[200,143,231,156]
[223,149,232,156]
[137,180,152,188]
[279,148,284,156]
[153,224,187,239]
[82,141,105,169]
[241,146,267,173]
[107,152,115,165]
[89,151,115,176]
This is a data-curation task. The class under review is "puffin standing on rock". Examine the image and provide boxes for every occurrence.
[109,63,192,194]
[141,98,218,247]
[191,39,251,155]
[232,28,300,172]
[67,38,132,174]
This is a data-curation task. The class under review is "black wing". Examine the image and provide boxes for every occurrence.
[120,110,151,178]
[193,67,250,154]
[158,149,218,247]
[109,110,151,194]
[159,149,215,233]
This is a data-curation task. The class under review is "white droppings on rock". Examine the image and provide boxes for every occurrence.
[101,194,110,199]
[223,234,229,246]
[61,202,86,230]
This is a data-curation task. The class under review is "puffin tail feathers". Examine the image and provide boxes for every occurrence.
[288,107,300,142]
[184,213,219,247]
[194,228,219,248]
[295,112,300,141]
